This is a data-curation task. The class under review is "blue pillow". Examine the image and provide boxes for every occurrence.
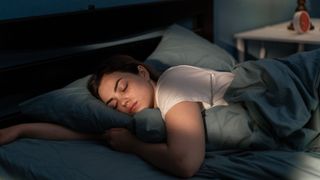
[133,108,166,143]
[145,24,236,72]
[20,75,133,133]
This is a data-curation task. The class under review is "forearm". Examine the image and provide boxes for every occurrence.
[17,123,101,140]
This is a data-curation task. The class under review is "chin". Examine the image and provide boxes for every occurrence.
[134,102,152,114]
[135,106,148,114]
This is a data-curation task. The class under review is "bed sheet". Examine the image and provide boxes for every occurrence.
[0,139,177,180]
[1,139,320,179]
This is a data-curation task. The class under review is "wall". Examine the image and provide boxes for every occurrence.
[214,0,320,61]
[1,0,319,61]
[309,0,320,17]
[0,0,159,20]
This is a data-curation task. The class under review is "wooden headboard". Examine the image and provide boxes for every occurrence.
[0,0,214,123]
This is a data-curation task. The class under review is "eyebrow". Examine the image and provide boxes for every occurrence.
[105,77,122,105]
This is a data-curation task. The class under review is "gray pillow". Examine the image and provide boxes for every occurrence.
[20,75,133,133]
[145,24,236,72]
[133,108,166,143]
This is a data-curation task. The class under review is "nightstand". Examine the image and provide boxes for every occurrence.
[234,18,320,62]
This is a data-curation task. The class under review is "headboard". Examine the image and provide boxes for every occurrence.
[0,0,214,124]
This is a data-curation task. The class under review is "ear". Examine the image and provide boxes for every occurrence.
[137,65,150,80]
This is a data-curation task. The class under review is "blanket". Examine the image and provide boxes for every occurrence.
[224,49,320,150]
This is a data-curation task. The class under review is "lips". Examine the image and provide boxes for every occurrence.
[129,101,138,113]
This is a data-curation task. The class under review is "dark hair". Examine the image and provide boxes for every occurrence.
[87,55,159,100]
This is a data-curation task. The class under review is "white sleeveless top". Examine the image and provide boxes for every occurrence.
[155,65,235,119]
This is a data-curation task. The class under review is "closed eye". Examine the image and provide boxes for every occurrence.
[117,79,128,92]
[122,82,128,92]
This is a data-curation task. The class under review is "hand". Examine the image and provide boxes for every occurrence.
[0,126,21,145]
[103,128,139,153]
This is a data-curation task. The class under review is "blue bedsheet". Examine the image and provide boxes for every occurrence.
[1,139,320,179]
[0,139,177,180]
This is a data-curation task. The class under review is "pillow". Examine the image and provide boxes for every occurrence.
[20,75,134,133]
[133,108,166,143]
[134,103,254,151]
[145,24,236,73]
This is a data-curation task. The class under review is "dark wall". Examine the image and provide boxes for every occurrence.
[1,0,319,61]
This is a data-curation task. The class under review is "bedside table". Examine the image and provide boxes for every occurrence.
[234,18,320,62]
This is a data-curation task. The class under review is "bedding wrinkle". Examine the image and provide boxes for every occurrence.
[224,50,320,150]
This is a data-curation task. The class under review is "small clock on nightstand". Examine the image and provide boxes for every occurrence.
[293,11,311,33]
[288,0,314,32]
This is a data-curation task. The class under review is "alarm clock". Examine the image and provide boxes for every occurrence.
[293,11,311,34]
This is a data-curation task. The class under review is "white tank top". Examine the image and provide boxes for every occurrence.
[155,65,235,119]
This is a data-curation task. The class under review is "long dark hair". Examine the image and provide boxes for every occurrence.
[87,55,159,100]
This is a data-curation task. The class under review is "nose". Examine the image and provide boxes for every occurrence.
[119,98,129,107]
[116,93,131,110]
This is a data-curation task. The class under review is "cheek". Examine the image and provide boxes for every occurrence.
[140,83,154,104]
[139,83,152,94]
[117,106,128,114]
[130,79,154,101]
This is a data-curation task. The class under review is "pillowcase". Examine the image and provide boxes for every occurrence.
[133,108,166,143]
[145,24,236,73]
[20,24,236,143]
[20,75,133,133]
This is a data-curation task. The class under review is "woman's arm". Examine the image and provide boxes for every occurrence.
[106,101,205,178]
[0,123,101,145]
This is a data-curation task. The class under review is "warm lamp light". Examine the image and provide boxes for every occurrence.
[288,0,314,31]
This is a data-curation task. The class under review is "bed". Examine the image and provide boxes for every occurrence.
[1,0,320,179]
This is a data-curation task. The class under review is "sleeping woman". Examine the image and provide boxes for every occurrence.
[0,52,319,178]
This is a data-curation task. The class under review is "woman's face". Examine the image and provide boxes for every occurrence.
[98,66,156,115]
